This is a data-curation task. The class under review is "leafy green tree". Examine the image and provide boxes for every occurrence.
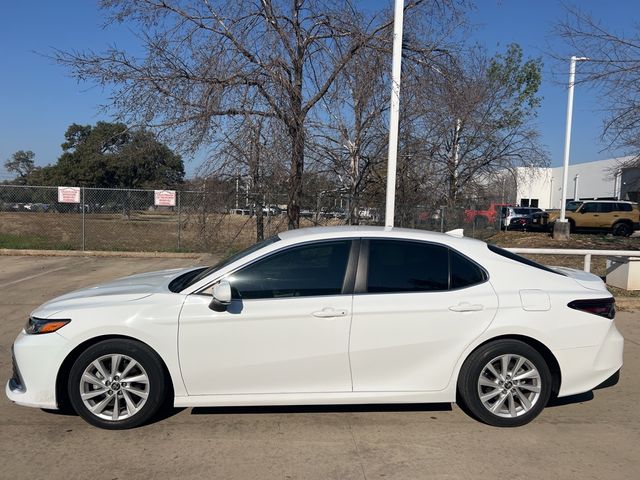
[4,150,36,184]
[29,122,184,188]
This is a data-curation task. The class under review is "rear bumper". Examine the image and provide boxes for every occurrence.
[555,321,624,397]
[594,369,620,390]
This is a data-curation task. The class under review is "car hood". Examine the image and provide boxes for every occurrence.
[550,266,609,293]
[33,267,198,318]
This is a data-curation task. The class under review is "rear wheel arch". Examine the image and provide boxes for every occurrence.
[55,335,175,413]
[455,334,561,402]
[612,220,633,236]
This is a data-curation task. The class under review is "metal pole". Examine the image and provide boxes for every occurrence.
[573,174,580,201]
[559,56,588,222]
[81,187,85,251]
[384,0,404,228]
[177,191,181,250]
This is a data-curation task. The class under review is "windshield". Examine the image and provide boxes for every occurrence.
[179,235,281,291]
[566,201,583,212]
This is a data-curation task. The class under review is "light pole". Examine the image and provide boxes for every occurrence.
[554,55,588,239]
[384,0,404,228]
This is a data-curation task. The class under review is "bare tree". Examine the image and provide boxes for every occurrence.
[557,7,640,161]
[55,0,445,229]
[412,44,548,209]
[202,114,288,241]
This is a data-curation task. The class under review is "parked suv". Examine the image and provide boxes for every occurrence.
[543,200,639,236]
[501,206,543,230]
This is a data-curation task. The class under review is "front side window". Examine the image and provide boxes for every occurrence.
[227,241,351,299]
[566,201,583,212]
[580,202,599,213]
[367,240,449,293]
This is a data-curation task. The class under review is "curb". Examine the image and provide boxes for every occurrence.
[0,248,207,259]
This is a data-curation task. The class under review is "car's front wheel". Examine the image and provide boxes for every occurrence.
[457,339,552,427]
[68,339,166,429]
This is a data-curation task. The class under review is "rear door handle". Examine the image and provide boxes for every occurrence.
[312,308,348,318]
[449,303,484,312]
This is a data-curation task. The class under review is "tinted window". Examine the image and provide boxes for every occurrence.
[185,236,281,289]
[617,203,632,212]
[228,241,351,299]
[600,203,615,213]
[566,201,582,212]
[450,250,486,289]
[367,240,448,293]
[581,203,599,213]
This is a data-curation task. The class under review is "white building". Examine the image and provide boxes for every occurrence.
[514,156,638,209]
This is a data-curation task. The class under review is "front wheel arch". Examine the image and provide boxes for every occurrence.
[455,334,561,404]
[55,335,175,413]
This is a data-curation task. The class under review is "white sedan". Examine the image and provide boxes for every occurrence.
[7,226,623,429]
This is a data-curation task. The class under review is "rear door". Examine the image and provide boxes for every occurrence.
[349,239,498,392]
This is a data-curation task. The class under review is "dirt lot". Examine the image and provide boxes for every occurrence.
[0,255,639,479]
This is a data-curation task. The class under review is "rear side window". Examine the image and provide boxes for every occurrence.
[366,240,487,293]
[450,250,487,289]
[367,240,448,293]
[487,244,564,276]
[599,203,614,213]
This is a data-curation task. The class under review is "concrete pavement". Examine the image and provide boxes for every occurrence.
[0,255,638,480]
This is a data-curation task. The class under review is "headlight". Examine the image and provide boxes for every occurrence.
[25,317,71,334]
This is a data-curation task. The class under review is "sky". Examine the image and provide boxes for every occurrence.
[0,0,638,181]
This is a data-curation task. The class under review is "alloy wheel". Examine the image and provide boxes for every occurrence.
[477,354,542,418]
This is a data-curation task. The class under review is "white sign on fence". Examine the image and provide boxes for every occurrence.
[154,189,176,207]
[57,186,81,204]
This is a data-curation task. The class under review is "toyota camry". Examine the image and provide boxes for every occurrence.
[7,226,623,429]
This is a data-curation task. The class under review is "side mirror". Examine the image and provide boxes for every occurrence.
[209,280,232,312]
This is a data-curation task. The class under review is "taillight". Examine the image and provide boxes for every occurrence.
[568,298,615,319]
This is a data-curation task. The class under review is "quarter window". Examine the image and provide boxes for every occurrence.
[450,250,486,289]
[227,241,351,299]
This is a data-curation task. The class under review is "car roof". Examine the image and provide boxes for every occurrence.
[277,225,485,248]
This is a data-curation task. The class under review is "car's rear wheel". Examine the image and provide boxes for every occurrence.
[68,339,166,429]
[457,339,552,427]
[612,221,632,237]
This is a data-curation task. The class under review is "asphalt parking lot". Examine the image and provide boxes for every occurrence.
[1,255,639,480]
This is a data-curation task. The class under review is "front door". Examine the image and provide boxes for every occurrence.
[179,240,355,395]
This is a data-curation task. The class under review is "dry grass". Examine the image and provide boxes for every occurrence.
[0,211,342,254]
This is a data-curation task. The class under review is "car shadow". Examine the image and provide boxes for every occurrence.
[190,402,453,415]
[546,391,594,408]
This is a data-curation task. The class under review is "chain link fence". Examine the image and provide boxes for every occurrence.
[0,184,510,253]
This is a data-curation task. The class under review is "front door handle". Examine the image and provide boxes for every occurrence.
[312,308,348,318]
[449,303,484,312]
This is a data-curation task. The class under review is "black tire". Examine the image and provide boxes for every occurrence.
[68,339,166,429]
[457,339,552,427]
[612,222,632,237]
[568,219,576,233]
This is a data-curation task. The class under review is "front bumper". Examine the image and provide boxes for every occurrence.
[6,331,70,409]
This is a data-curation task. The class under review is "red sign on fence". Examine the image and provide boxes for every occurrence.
[154,190,176,207]
[57,187,81,203]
